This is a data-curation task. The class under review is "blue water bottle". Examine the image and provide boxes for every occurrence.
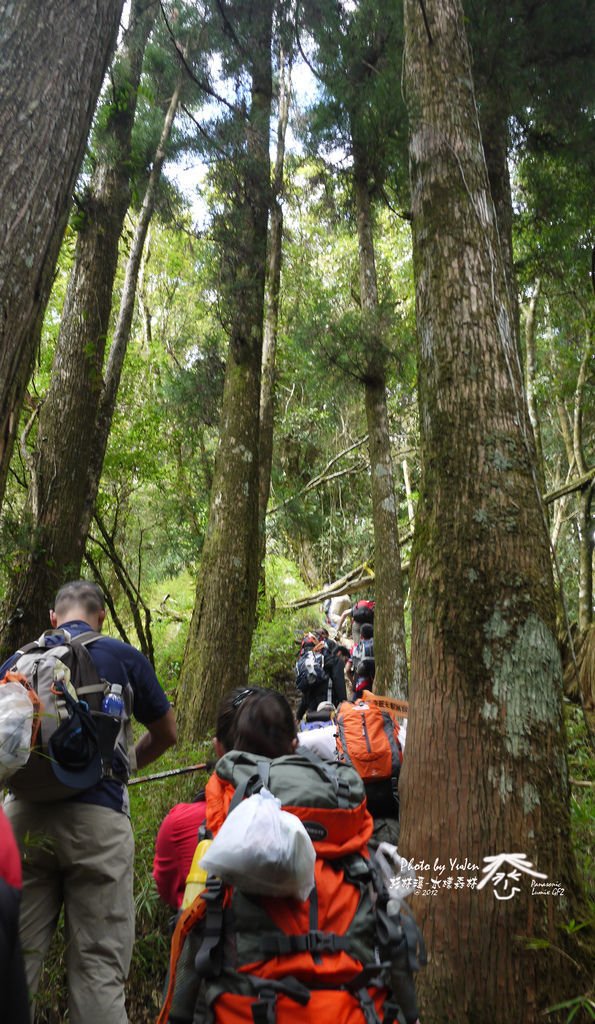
[101,683,125,718]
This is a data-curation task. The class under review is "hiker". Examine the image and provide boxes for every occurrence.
[158,688,424,1024]
[153,687,266,910]
[352,655,376,699]
[346,622,374,689]
[336,598,375,643]
[295,631,347,719]
[323,592,351,629]
[297,701,338,760]
[0,807,29,1024]
[2,580,177,1024]
[336,692,402,849]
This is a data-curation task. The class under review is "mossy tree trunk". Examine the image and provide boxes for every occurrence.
[176,0,273,740]
[400,1,581,1020]
[0,0,124,513]
[353,142,409,699]
[0,0,156,657]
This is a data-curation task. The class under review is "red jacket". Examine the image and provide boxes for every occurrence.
[0,808,22,890]
[153,800,206,909]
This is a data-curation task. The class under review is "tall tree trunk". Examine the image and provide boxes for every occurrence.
[258,48,292,572]
[523,280,546,488]
[352,143,409,698]
[573,334,593,630]
[479,108,521,351]
[175,1,273,739]
[0,1,156,656]
[81,80,182,542]
[401,1,580,1020]
[0,0,124,512]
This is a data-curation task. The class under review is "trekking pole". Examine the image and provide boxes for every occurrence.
[128,761,213,786]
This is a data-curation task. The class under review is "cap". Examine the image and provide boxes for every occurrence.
[47,696,103,791]
[317,701,335,713]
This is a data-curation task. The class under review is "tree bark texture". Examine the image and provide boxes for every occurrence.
[0,1,156,656]
[0,0,124,513]
[352,145,409,699]
[401,1,580,1020]
[176,1,273,739]
[258,49,291,570]
[523,281,546,494]
[478,107,521,353]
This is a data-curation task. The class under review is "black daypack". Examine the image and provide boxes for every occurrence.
[294,649,332,699]
[352,600,375,624]
[351,637,374,678]
[7,629,133,801]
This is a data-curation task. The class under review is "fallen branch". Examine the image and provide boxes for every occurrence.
[543,467,595,505]
[284,559,410,610]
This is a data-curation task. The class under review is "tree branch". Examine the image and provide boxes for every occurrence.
[268,436,370,515]
[543,467,595,505]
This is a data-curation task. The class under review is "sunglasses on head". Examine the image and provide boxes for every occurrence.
[231,687,257,708]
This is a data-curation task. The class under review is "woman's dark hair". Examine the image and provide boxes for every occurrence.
[215,688,261,752]
[231,689,297,759]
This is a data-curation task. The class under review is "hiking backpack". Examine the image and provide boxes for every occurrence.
[3,628,133,801]
[351,600,375,624]
[294,649,333,704]
[350,638,374,679]
[158,749,425,1024]
[335,699,402,820]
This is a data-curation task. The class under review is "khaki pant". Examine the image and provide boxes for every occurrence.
[4,799,135,1024]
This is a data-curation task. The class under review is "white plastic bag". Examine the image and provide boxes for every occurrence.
[374,842,417,913]
[200,786,316,901]
[297,724,338,761]
[0,681,34,782]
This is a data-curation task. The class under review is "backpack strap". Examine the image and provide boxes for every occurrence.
[250,977,310,1024]
[334,713,352,766]
[156,893,209,1024]
[193,877,226,976]
[70,632,137,774]
[259,929,351,957]
[380,712,401,810]
[354,988,383,1024]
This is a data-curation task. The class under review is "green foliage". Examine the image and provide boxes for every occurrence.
[249,556,324,689]
[145,572,195,695]
[566,705,595,894]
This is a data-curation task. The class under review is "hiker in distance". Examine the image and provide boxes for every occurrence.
[2,579,177,1024]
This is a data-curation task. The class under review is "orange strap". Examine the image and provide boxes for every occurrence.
[1,670,42,746]
[156,895,208,1024]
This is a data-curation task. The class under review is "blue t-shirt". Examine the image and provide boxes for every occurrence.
[2,620,171,814]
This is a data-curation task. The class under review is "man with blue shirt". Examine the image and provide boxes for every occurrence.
[3,579,177,1024]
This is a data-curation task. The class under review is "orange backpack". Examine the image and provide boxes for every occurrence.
[158,749,424,1024]
[335,698,403,783]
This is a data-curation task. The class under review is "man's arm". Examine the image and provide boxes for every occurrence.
[335,608,351,634]
[135,708,177,770]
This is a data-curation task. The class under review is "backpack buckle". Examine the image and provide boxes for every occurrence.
[201,877,224,903]
[304,930,338,953]
[251,987,277,1024]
